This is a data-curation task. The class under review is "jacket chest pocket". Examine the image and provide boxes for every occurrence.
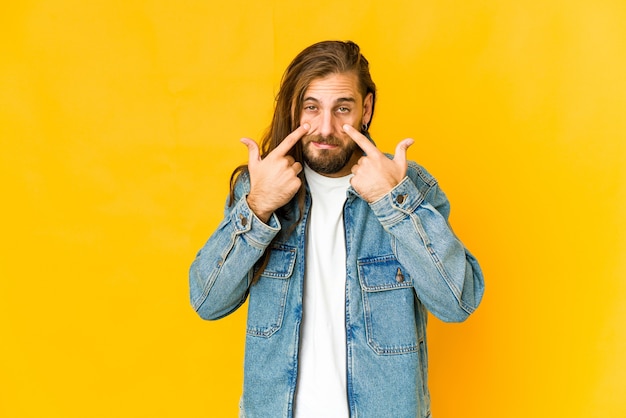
[246,245,297,338]
[357,255,419,355]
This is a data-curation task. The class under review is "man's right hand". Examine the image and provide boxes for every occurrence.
[240,123,310,223]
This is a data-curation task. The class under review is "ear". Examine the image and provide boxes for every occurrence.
[362,92,373,126]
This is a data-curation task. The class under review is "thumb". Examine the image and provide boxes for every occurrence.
[393,138,414,165]
[240,137,260,167]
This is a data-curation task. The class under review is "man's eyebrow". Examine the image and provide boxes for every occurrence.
[302,97,357,103]
[335,97,356,103]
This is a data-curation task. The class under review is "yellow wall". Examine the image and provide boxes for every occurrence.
[2,1,625,417]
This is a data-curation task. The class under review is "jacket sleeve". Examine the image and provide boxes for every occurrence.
[368,165,485,323]
[189,173,281,320]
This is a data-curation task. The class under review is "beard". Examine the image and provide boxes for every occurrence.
[302,134,359,175]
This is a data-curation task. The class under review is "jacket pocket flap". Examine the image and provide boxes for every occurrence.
[260,244,297,279]
[358,255,412,291]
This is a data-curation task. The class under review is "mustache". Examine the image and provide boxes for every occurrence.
[304,135,342,146]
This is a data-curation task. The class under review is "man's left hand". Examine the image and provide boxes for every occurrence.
[342,124,414,203]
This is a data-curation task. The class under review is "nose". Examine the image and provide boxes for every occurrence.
[318,110,334,137]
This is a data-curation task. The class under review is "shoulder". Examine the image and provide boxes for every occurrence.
[406,160,438,189]
[405,159,451,216]
[383,153,439,195]
[232,168,251,196]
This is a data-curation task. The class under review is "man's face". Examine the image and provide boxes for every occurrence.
[299,72,373,177]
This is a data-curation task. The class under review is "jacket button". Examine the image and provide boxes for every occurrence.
[239,214,248,227]
[396,268,404,283]
[396,194,406,204]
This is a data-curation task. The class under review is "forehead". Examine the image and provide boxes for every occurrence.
[303,72,362,101]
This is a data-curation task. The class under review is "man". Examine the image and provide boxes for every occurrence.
[190,40,484,418]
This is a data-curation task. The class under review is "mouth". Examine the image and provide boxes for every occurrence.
[305,135,342,150]
[311,141,339,150]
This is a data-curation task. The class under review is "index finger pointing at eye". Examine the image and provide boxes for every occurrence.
[342,124,378,154]
[273,123,311,156]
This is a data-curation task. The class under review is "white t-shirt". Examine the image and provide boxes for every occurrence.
[294,165,351,418]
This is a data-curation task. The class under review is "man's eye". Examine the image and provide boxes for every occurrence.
[338,107,350,113]
[304,105,317,111]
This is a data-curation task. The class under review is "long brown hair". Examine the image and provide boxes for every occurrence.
[229,40,377,283]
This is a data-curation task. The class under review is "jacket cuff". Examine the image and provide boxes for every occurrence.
[369,177,425,224]
[230,195,281,247]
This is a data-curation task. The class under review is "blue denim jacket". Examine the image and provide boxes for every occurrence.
[190,158,485,418]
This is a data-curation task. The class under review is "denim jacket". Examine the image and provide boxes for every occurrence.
[190,158,485,418]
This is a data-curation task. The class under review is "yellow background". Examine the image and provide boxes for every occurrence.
[2,1,625,417]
